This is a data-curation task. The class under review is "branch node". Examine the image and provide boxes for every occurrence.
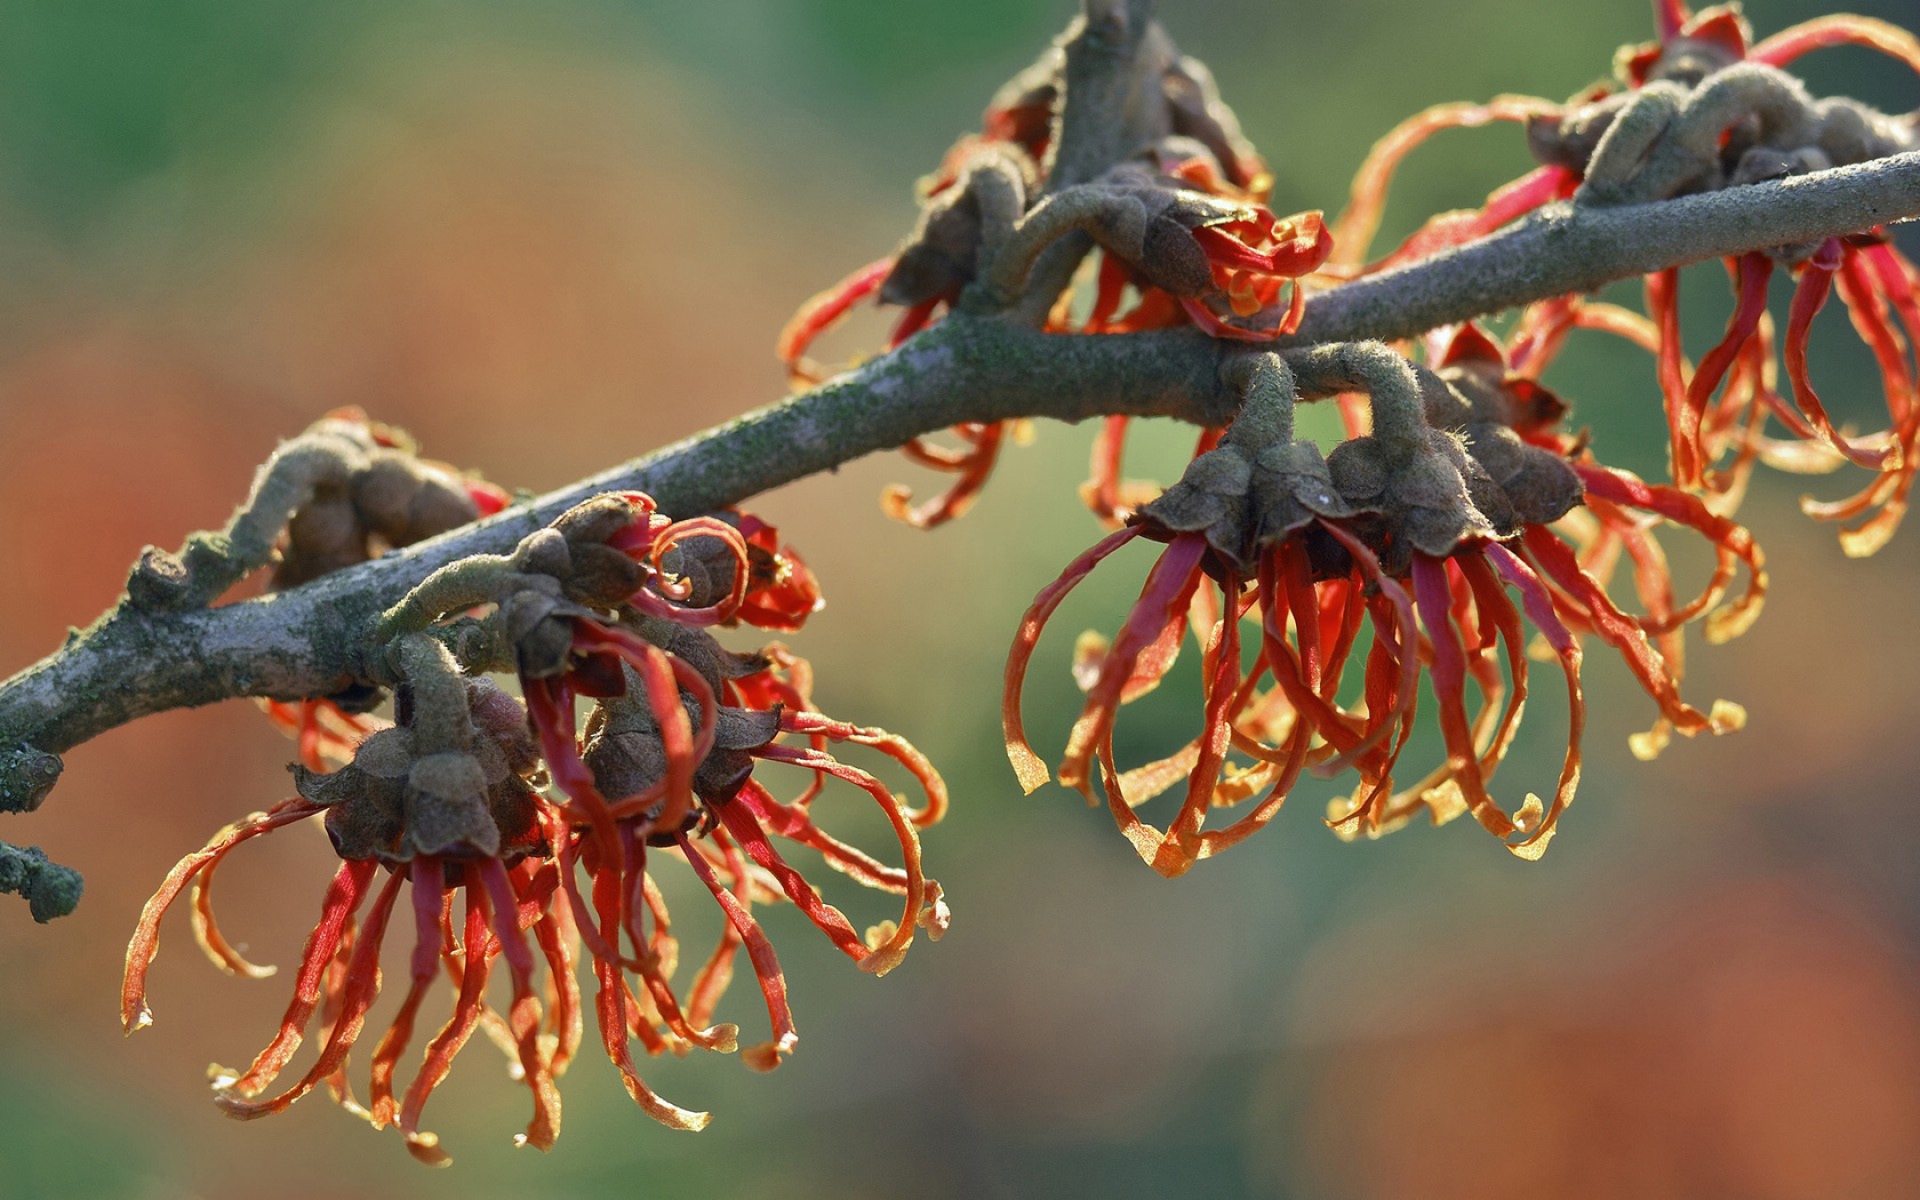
[123,533,236,611]
[0,747,62,813]
[0,842,83,922]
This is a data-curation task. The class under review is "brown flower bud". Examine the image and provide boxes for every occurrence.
[304,727,413,861]
[1526,96,1626,174]
[657,534,740,610]
[1329,430,1495,560]
[405,752,499,859]
[351,452,480,547]
[1251,440,1353,543]
[1464,424,1584,528]
[553,494,640,547]
[1139,444,1256,565]
[884,144,1036,309]
[274,490,368,588]
[500,585,591,679]
[564,542,646,609]
[467,678,541,777]
[625,615,763,697]
[511,528,572,578]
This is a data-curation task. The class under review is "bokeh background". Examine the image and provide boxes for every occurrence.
[4,1,1920,1196]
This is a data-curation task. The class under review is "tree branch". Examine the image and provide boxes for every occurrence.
[0,321,1234,757]
[3,146,1919,912]
[1286,150,1920,346]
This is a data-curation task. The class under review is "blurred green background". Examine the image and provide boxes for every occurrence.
[4,1,1920,1196]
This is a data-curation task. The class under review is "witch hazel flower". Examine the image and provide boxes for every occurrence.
[479,506,946,1087]
[1054,155,1334,343]
[1008,339,1757,870]
[127,491,946,1163]
[1573,99,1919,514]
[774,26,1285,531]
[1331,0,1920,551]
[1317,334,1755,829]
[125,663,576,1165]
[1622,1,1920,91]
[776,137,1037,529]
[1017,142,1331,527]
[1006,346,1508,871]
[1335,2,1920,272]
[1429,322,1764,745]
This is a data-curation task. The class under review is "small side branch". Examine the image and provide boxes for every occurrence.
[0,842,83,923]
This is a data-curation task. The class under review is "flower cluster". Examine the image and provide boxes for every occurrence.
[983,1,1920,873]
[126,488,947,1164]
[1006,334,1759,873]
[775,30,1331,528]
[104,0,1920,1167]
[1332,0,1920,552]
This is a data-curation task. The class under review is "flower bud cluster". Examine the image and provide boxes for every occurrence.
[271,409,508,589]
[126,486,945,1163]
[1009,328,1760,873]
[1325,2,1920,551]
[778,14,1322,528]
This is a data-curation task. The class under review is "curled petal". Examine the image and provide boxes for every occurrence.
[124,798,321,1031]
[686,831,751,1030]
[397,888,496,1166]
[259,699,382,772]
[1782,239,1892,469]
[369,860,448,1130]
[884,422,1011,529]
[551,816,642,975]
[711,800,865,959]
[1654,0,1689,41]
[776,257,893,387]
[620,835,735,1055]
[1484,543,1585,860]
[1310,522,1421,776]
[1412,555,1516,839]
[1574,463,1767,643]
[525,676,621,861]
[1003,525,1144,792]
[479,858,561,1152]
[191,840,280,981]
[1147,577,1244,879]
[645,516,751,623]
[1331,97,1559,269]
[212,859,377,1101]
[677,832,799,1072]
[737,779,914,902]
[587,865,712,1131]
[1751,14,1920,77]
[528,889,586,1076]
[215,869,406,1121]
[1681,253,1773,489]
[751,743,934,976]
[1374,166,1577,271]
[1060,535,1208,796]
[779,709,949,827]
[1523,526,1743,740]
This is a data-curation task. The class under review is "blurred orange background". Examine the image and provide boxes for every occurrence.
[3,1,1920,1196]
